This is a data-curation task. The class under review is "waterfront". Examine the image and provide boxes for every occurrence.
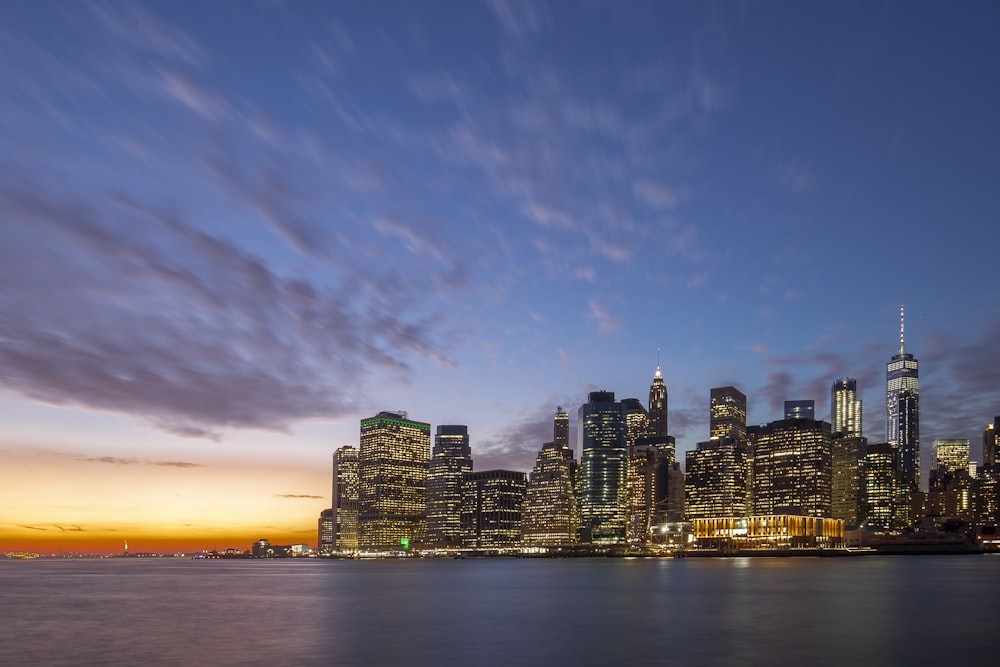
[3,556,998,666]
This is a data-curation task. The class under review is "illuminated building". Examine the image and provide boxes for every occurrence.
[318,509,334,556]
[461,470,527,548]
[691,515,844,549]
[577,391,628,542]
[358,411,430,550]
[933,439,970,475]
[831,435,867,526]
[664,461,685,522]
[864,442,909,528]
[522,439,578,546]
[627,442,658,542]
[832,378,863,438]
[752,418,832,518]
[684,438,750,520]
[710,386,747,440]
[426,425,473,547]
[976,467,1000,526]
[622,398,649,449]
[784,400,815,421]
[984,418,999,469]
[331,446,359,554]
[886,306,920,488]
[648,358,668,438]
[554,407,570,449]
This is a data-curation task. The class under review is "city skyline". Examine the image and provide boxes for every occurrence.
[2,1,999,553]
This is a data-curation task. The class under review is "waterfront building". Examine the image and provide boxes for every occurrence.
[784,400,815,421]
[663,460,685,523]
[831,435,867,526]
[522,439,578,545]
[648,359,668,438]
[318,508,335,556]
[577,391,628,542]
[752,418,832,518]
[976,467,1000,526]
[461,470,527,548]
[331,446,359,554]
[864,442,909,528]
[886,306,920,489]
[832,378,863,438]
[426,425,473,547]
[358,411,431,550]
[685,437,750,519]
[554,407,570,449]
[627,442,658,542]
[710,386,747,440]
[691,515,844,549]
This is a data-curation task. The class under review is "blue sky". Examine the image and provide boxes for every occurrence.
[2,1,999,549]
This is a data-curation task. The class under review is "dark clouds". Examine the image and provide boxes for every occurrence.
[0,172,452,438]
[473,401,569,471]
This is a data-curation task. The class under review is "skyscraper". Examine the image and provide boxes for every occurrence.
[554,407,570,449]
[784,400,815,421]
[710,386,748,440]
[331,446,359,554]
[648,358,668,438]
[684,438,750,519]
[522,439,578,546]
[752,417,832,518]
[864,442,909,528]
[426,425,473,547]
[577,391,628,543]
[984,418,999,469]
[460,470,527,549]
[933,439,970,475]
[886,306,919,488]
[622,398,650,449]
[832,378,863,438]
[358,411,431,550]
[831,435,866,526]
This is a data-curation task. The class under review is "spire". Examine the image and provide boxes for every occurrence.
[899,304,905,356]
[654,348,662,379]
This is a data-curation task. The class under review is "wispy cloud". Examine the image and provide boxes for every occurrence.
[589,299,621,334]
[774,160,816,193]
[274,494,325,499]
[633,179,686,210]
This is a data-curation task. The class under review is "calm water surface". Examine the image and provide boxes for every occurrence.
[3,556,998,666]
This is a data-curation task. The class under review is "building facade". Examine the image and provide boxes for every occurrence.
[331,446,359,554]
[522,439,578,546]
[648,361,668,438]
[358,411,431,550]
[831,435,867,526]
[832,378,863,438]
[685,438,750,520]
[461,470,527,548]
[752,418,833,518]
[426,425,473,547]
[577,391,628,542]
[710,386,747,440]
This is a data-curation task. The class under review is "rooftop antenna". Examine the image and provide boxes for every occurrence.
[899,304,905,356]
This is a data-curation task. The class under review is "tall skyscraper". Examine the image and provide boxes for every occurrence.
[864,442,909,528]
[554,407,570,450]
[752,417,833,518]
[358,411,431,550]
[622,398,650,449]
[832,378,863,438]
[784,400,815,421]
[886,306,920,488]
[577,391,628,543]
[426,425,473,547]
[648,358,668,438]
[710,386,747,440]
[522,438,578,546]
[331,446,359,554]
[460,470,527,548]
[831,435,866,526]
[627,442,658,542]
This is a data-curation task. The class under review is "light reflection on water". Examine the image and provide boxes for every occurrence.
[2,556,997,666]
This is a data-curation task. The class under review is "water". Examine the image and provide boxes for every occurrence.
[3,556,998,666]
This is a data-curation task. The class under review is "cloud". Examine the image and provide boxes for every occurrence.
[474,401,567,471]
[159,70,229,120]
[153,461,202,468]
[589,299,621,334]
[17,524,48,531]
[485,0,548,39]
[76,456,140,465]
[0,171,452,437]
[89,1,204,65]
[274,494,325,499]
[633,180,685,210]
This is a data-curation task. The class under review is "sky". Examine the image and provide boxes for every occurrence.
[2,0,999,554]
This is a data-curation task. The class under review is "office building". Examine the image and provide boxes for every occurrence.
[752,418,832,518]
[685,438,750,520]
[523,439,578,546]
[784,400,815,421]
[577,391,628,542]
[358,411,431,550]
[648,359,669,438]
[832,378,863,438]
[554,407,570,449]
[933,439,970,475]
[886,306,920,488]
[461,470,527,548]
[426,425,474,547]
[318,509,335,556]
[710,386,747,440]
[627,442,658,542]
[831,435,867,526]
[984,418,999,469]
[864,442,909,529]
[331,446,359,554]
